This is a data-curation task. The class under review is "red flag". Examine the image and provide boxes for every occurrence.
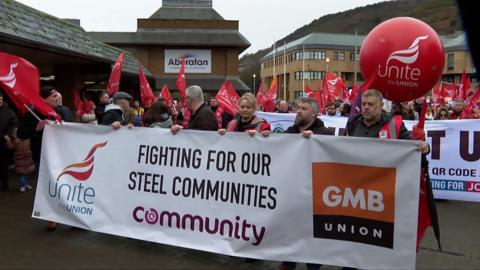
[176,55,187,106]
[263,78,278,112]
[106,52,125,96]
[432,81,442,99]
[440,82,457,99]
[323,72,346,100]
[72,90,85,117]
[158,84,178,116]
[215,80,240,116]
[349,84,359,104]
[457,70,471,101]
[305,83,315,98]
[0,52,60,121]
[139,66,155,108]
[159,84,173,106]
[315,84,325,114]
[346,73,378,131]
[460,85,480,119]
[255,82,266,109]
[417,172,432,250]
[214,106,224,129]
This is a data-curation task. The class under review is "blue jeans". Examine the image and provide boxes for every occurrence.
[19,175,29,188]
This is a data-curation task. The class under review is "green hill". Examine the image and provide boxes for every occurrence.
[240,0,461,89]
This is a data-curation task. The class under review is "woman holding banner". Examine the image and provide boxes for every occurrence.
[218,93,271,136]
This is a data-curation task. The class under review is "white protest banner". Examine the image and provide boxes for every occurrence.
[258,112,480,202]
[33,123,420,269]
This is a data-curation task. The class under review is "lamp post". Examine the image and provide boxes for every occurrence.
[326,56,330,73]
[253,74,256,95]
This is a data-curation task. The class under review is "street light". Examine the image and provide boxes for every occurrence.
[253,74,256,95]
[326,57,330,73]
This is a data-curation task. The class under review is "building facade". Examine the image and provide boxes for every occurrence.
[89,0,251,97]
[260,32,476,101]
[0,0,150,108]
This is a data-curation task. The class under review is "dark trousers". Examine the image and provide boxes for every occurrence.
[0,152,10,191]
[281,262,321,270]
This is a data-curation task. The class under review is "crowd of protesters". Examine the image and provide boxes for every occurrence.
[1,84,479,194]
[0,83,478,269]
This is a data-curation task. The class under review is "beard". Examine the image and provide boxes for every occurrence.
[294,115,308,127]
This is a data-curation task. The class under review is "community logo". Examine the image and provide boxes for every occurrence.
[312,163,396,248]
[0,63,18,88]
[49,141,108,216]
[378,35,428,88]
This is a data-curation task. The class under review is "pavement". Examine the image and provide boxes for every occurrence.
[1,175,479,270]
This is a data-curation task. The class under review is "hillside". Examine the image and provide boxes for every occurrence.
[240,0,461,89]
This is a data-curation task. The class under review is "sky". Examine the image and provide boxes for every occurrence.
[16,0,384,55]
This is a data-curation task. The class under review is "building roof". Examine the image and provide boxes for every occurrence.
[156,76,250,92]
[262,31,469,61]
[442,32,469,52]
[0,0,151,76]
[150,0,221,20]
[89,29,250,50]
[261,33,366,61]
[149,7,224,21]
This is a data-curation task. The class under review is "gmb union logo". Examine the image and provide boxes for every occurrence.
[0,63,18,88]
[49,142,107,216]
[312,162,396,249]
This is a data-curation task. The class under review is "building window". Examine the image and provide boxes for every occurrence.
[339,52,345,61]
[294,91,306,99]
[333,51,339,61]
[295,72,303,80]
[320,51,326,60]
[295,52,304,61]
[350,52,355,61]
[447,53,455,70]
[320,71,326,80]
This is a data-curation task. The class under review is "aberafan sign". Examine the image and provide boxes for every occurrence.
[165,49,211,74]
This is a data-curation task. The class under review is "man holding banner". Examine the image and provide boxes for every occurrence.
[347,89,427,150]
[278,97,333,270]
[171,85,217,133]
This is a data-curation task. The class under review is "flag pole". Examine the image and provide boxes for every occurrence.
[283,40,287,100]
[354,29,358,86]
[23,104,42,121]
[302,45,305,97]
[273,40,276,88]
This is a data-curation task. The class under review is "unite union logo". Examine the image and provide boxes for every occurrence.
[49,141,108,216]
[327,78,341,86]
[378,35,428,87]
[0,63,18,88]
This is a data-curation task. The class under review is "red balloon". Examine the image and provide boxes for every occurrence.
[360,17,445,102]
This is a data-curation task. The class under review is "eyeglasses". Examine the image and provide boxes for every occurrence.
[439,114,448,117]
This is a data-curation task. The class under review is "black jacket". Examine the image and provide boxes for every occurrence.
[99,104,126,126]
[56,105,74,123]
[17,106,71,163]
[187,103,218,131]
[286,118,333,135]
[347,112,411,139]
[0,105,17,151]
[95,103,107,123]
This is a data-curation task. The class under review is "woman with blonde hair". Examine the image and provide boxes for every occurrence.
[218,93,271,136]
